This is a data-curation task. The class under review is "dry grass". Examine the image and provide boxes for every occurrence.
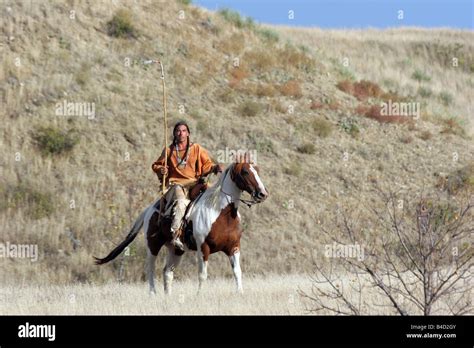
[337,79,406,103]
[0,183,55,220]
[337,79,383,101]
[229,66,249,81]
[243,49,277,72]
[216,33,246,54]
[418,130,433,141]
[276,26,474,135]
[297,143,316,154]
[283,161,302,177]
[439,117,466,137]
[0,274,311,315]
[279,80,303,99]
[276,43,316,72]
[355,104,413,124]
[255,83,277,98]
[310,99,341,111]
[311,118,333,138]
[0,272,463,315]
[238,100,262,117]
[435,163,474,195]
[228,66,250,88]
[310,101,324,110]
[399,134,414,144]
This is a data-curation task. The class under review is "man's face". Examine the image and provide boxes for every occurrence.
[175,125,189,143]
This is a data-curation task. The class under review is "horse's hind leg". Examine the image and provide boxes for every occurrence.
[145,209,165,295]
[145,249,158,294]
[229,249,243,293]
[163,246,182,295]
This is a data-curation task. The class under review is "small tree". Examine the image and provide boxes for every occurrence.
[301,187,473,315]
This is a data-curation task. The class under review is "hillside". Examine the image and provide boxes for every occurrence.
[1,0,473,286]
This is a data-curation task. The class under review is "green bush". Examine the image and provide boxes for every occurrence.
[439,91,453,106]
[58,37,71,50]
[417,86,433,98]
[218,8,254,29]
[336,66,356,81]
[425,201,459,228]
[255,138,274,154]
[312,118,333,138]
[33,126,79,156]
[178,0,192,5]
[256,28,279,43]
[247,134,275,155]
[218,8,244,28]
[298,45,310,54]
[411,69,431,82]
[239,101,262,117]
[284,161,302,176]
[297,143,316,154]
[338,117,360,138]
[244,17,256,29]
[107,9,137,38]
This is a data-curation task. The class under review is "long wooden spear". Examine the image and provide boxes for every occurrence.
[145,59,168,194]
[157,60,168,195]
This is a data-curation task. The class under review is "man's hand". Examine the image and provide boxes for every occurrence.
[160,166,168,176]
[213,164,224,174]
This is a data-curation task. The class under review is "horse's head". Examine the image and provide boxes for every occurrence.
[230,162,268,203]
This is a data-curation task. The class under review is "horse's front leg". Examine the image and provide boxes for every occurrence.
[197,243,210,291]
[229,249,243,293]
[163,246,183,295]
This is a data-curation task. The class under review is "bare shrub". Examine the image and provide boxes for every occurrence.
[301,188,473,315]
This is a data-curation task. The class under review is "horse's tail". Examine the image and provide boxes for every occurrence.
[94,208,147,265]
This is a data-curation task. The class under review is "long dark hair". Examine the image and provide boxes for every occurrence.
[172,121,191,166]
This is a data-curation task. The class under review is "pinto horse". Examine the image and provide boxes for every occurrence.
[94,161,268,294]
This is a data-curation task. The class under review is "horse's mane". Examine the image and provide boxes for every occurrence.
[200,165,231,209]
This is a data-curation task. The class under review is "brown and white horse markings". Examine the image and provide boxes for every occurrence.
[188,162,268,292]
[94,162,268,295]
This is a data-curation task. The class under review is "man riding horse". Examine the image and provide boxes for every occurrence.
[152,121,224,251]
[96,121,268,293]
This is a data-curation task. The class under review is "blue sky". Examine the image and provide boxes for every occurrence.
[193,0,473,29]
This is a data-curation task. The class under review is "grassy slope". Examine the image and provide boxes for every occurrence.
[1,0,473,285]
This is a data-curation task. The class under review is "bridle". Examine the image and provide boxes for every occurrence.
[220,164,260,208]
